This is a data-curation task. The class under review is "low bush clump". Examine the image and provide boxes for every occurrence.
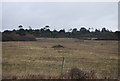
[2,33,36,41]
[60,68,99,79]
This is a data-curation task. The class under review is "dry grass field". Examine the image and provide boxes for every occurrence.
[2,38,118,79]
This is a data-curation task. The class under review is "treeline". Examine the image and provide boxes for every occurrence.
[2,25,120,41]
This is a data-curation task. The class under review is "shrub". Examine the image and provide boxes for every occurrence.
[2,33,36,41]
[60,68,99,79]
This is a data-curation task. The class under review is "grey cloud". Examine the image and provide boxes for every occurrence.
[2,2,118,31]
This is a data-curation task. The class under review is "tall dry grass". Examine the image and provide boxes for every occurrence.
[3,68,100,79]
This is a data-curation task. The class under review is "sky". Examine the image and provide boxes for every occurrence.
[1,2,118,32]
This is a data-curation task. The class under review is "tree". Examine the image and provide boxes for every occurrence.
[17,25,25,36]
[43,25,50,30]
[45,25,50,28]
[45,29,51,33]
[95,29,100,33]
[40,28,45,32]
[18,25,23,29]
[101,28,107,32]
[80,27,89,33]
[52,30,58,38]
[59,29,65,33]
[53,29,58,33]
[72,28,77,33]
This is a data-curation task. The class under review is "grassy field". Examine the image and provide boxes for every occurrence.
[2,38,118,79]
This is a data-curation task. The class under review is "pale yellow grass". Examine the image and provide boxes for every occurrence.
[2,38,118,79]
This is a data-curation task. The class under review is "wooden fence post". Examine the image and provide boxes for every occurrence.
[61,57,65,74]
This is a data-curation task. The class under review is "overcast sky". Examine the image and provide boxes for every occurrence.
[1,2,118,31]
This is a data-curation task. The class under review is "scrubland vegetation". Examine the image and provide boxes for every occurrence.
[2,25,120,41]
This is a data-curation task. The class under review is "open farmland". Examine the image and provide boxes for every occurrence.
[2,38,118,79]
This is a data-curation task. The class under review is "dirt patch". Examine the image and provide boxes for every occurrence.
[52,45,64,48]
